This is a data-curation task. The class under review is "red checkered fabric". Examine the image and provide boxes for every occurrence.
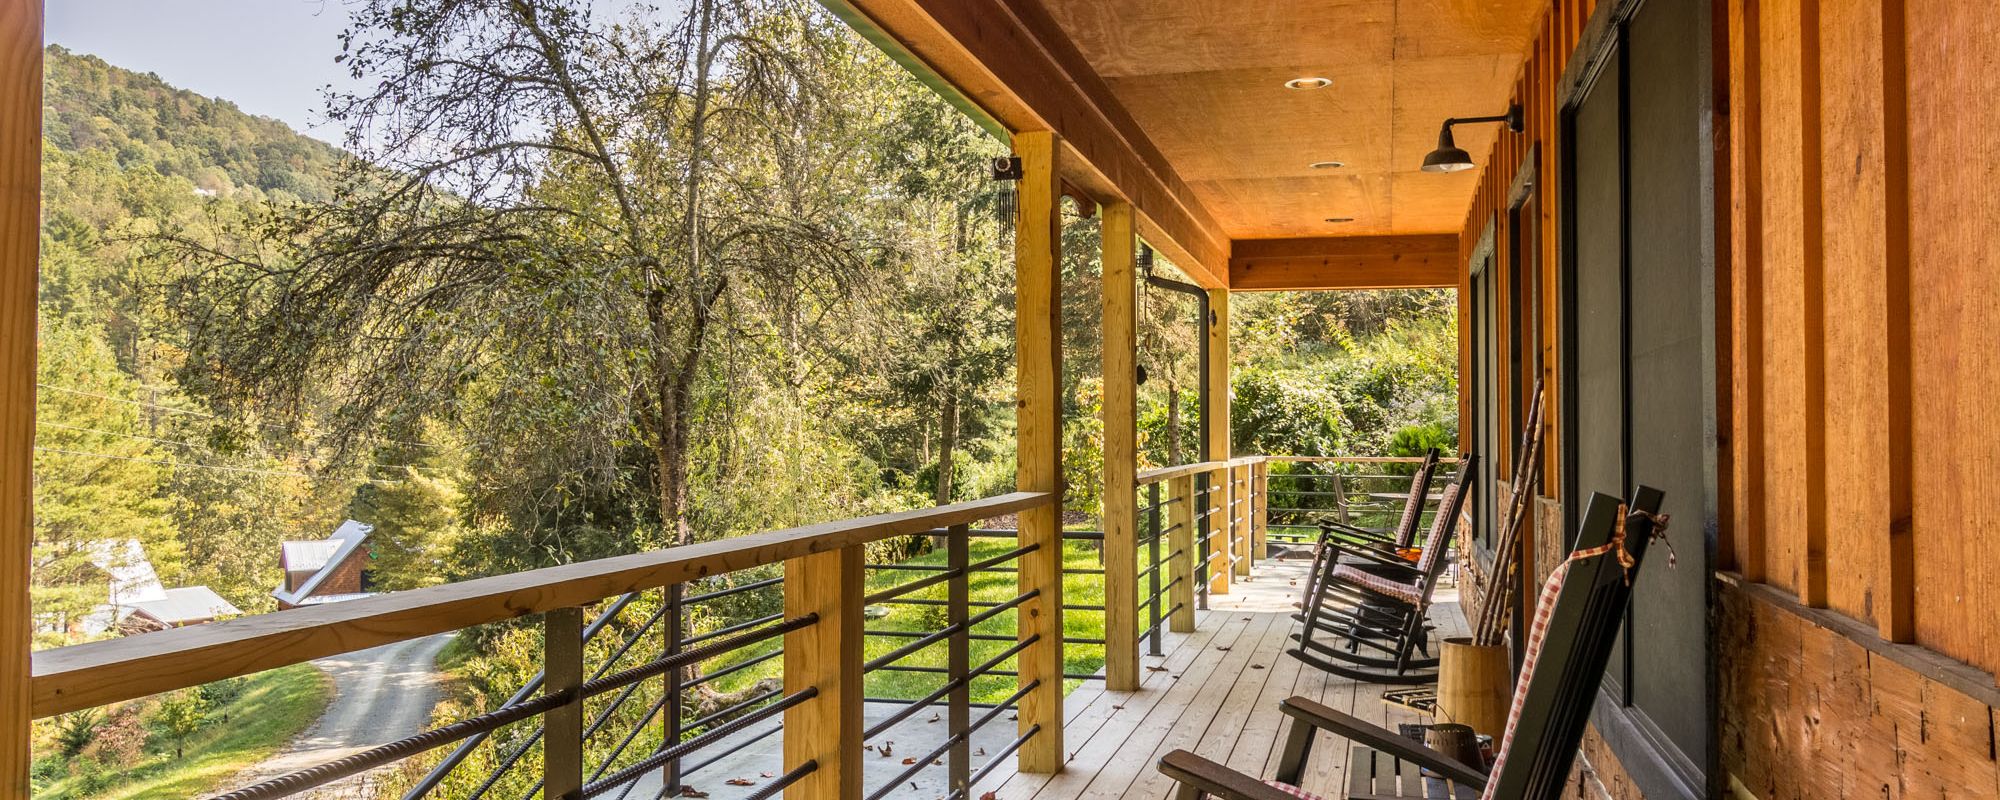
[1392,458,1438,547]
[1477,550,1586,799]
[1330,563,1422,605]
[1415,481,1463,575]
[1261,780,1329,799]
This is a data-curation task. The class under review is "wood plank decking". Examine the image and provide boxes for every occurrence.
[984,558,1469,800]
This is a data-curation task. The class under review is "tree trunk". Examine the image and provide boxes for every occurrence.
[935,385,959,507]
[1165,382,1183,465]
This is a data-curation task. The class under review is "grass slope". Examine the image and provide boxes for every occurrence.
[37,663,333,799]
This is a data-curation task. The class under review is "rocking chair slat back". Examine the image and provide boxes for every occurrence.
[1483,485,1665,800]
[1393,448,1443,547]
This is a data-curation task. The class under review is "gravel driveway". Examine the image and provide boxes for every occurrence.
[229,633,454,799]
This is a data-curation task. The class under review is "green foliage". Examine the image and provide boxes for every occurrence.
[148,690,208,759]
[50,710,102,759]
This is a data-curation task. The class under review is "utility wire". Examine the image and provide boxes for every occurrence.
[34,420,445,475]
[33,446,404,485]
[36,382,443,449]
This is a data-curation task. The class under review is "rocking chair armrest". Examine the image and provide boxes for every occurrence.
[1278,697,1490,790]
[1157,750,1301,800]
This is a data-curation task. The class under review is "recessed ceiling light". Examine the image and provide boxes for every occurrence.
[1284,77,1333,90]
[1324,217,1355,223]
[1310,160,1345,169]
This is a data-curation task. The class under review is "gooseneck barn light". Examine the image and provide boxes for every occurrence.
[1421,103,1525,173]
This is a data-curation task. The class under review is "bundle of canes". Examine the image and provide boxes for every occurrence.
[1472,377,1546,647]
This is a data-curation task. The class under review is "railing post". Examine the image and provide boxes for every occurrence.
[1146,482,1164,656]
[1252,460,1269,560]
[1167,475,1198,633]
[947,524,972,795]
[1012,129,1065,773]
[784,545,864,799]
[1208,467,1232,595]
[661,583,685,793]
[1234,464,1252,577]
[543,606,585,800]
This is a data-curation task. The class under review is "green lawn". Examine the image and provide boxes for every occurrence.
[701,537,1134,705]
[34,663,333,799]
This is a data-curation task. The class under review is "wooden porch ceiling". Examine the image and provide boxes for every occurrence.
[832,0,1542,289]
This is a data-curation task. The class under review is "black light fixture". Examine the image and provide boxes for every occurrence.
[1421,103,1525,173]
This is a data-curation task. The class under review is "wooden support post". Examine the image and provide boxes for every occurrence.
[1166,476,1198,633]
[1233,464,1252,577]
[1101,200,1139,691]
[1208,467,1232,595]
[1205,288,1231,461]
[1011,130,1065,773]
[1,5,39,795]
[543,607,585,800]
[784,546,864,799]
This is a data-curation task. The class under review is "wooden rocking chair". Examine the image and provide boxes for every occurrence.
[1298,448,1442,604]
[1287,458,1475,685]
[1161,486,1668,800]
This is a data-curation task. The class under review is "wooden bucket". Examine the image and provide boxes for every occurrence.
[1436,636,1512,737]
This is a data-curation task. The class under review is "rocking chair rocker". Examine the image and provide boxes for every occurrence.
[1160,486,1668,800]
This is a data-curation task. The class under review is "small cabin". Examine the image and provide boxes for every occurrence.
[271,520,373,610]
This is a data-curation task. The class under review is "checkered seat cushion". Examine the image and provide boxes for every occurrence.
[1328,563,1422,605]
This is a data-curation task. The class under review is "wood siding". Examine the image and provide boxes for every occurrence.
[1727,0,1998,673]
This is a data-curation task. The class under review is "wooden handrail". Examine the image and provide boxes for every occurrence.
[1263,455,1462,464]
[1135,456,1267,486]
[30,491,1053,719]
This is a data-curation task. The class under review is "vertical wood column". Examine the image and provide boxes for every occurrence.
[1207,467,1232,595]
[0,5,39,795]
[543,607,585,800]
[1100,201,1139,691]
[1011,130,1065,772]
[1166,475,1197,633]
[783,546,864,798]
[1205,288,1231,461]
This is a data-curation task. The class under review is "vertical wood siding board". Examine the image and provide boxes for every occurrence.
[1728,0,1768,582]
[1816,0,1885,627]
[1906,0,1998,674]
[0,4,36,794]
[1798,0,1830,609]
[1758,0,1806,595]
[1875,0,1915,645]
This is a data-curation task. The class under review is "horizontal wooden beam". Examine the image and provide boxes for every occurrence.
[30,491,1054,718]
[825,0,1232,287]
[1229,234,1460,291]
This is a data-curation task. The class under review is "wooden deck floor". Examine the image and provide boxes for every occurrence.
[984,558,1468,800]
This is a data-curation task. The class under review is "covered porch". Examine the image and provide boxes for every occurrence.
[6,0,1999,799]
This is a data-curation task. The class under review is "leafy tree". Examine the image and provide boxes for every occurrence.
[150,690,208,759]
[31,319,182,632]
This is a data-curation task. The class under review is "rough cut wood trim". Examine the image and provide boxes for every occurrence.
[1228,234,1458,291]
[0,1,39,791]
[1011,130,1066,771]
[1100,200,1139,691]
[29,491,1052,718]
[1726,0,1767,583]
[829,0,1230,285]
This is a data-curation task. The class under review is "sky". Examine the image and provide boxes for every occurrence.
[46,0,679,144]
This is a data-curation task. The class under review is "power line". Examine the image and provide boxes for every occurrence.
[36,382,444,449]
[34,420,447,476]
[33,446,403,485]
